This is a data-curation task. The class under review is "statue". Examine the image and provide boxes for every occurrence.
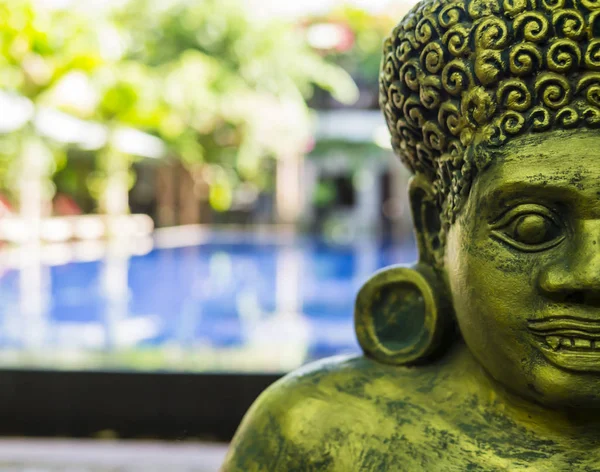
[223,0,600,469]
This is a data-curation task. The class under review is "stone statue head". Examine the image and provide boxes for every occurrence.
[357,0,600,409]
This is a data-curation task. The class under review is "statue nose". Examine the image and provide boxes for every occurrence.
[538,221,600,304]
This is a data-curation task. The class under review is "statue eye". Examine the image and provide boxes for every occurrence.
[490,205,565,252]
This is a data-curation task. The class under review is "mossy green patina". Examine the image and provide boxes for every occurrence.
[223,0,600,468]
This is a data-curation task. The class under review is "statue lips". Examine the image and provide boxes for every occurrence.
[528,317,600,372]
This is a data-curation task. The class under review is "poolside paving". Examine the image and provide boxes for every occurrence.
[0,439,228,472]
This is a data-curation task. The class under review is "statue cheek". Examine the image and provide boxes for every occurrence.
[449,240,539,341]
[446,216,539,334]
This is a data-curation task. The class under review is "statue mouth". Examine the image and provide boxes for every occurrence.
[528,317,600,349]
[528,317,600,372]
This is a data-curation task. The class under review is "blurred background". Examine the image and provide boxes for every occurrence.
[0,0,419,469]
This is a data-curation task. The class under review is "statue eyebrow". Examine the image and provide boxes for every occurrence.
[479,180,584,208]
[478,179,600,223]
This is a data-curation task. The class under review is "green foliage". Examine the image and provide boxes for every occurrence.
[115,0,358,104]
[0,0,103,99]
[107,0,359,211]
[0,0,361,213]
[0,0,107,204]
[308,7,396,88]
[0,133,20,201]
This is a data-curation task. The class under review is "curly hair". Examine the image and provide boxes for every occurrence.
[380,0,600,231]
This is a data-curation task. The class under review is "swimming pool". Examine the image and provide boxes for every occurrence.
[0,232,417,374]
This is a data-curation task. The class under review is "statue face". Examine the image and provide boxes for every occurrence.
[445,129,600,408]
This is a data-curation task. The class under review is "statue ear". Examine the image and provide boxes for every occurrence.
[408,175,443,266]
[355,263,454,365]
[354,175,455,366]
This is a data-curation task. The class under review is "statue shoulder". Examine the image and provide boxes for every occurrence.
[222,355,446,471]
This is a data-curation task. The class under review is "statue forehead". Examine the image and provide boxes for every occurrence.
[479,130,600,179]
[467,130,600,214]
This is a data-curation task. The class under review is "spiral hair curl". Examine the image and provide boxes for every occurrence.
[380,0,600,229]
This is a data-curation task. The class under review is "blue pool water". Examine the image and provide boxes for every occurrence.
[0,234,417,373]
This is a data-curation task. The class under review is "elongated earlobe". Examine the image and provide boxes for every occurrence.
[354,263,454,366]
[354,175,455,366]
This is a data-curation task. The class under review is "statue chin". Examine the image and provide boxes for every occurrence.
[473,350,600,411]
[525,365,600,410]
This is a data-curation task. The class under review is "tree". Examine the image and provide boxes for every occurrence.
[0,0,104,229]
[0,0,360,223]
[112,0,359,213]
